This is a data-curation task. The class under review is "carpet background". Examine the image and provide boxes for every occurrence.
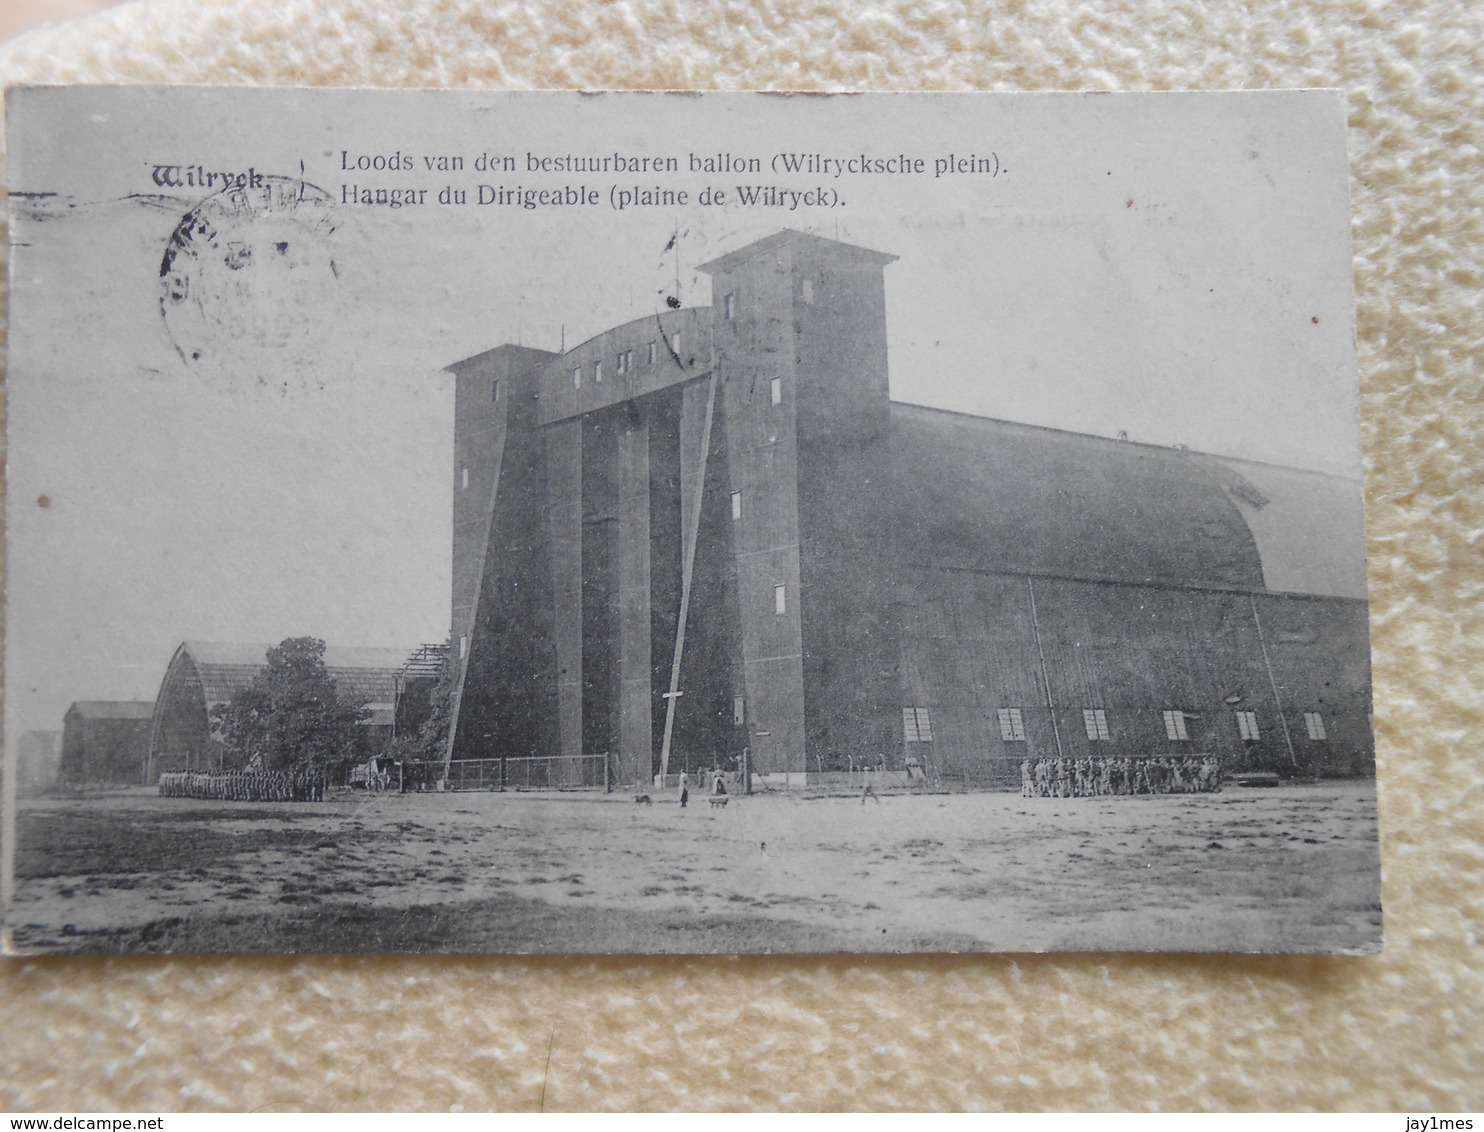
[0,0,1480,1112]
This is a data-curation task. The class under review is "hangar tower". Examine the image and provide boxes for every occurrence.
[701,233,902,780]
[446,231,900,784]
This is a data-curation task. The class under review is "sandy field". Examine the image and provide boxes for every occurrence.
[7,781,1382,955]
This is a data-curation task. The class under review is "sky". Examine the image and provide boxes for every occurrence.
[4,88,1365,748]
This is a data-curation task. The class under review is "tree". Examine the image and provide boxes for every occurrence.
[210,637,369,776]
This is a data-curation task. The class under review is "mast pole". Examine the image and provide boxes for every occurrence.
[658,370,718,781]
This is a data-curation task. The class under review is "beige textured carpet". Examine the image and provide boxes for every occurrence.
[1,0,1481,1113]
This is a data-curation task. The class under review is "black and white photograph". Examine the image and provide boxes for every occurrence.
[3,87,1380,955]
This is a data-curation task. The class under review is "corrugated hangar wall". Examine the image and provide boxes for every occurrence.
[447,230,1375,787]
[900,572,1374,785]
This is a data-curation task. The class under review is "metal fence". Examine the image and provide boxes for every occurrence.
[443,753,611,793]
[909,755,1023,791]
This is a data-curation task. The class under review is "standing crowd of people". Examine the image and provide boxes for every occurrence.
[158,768,328,802]
[1021,755,1222,797]
[677,767,735,807]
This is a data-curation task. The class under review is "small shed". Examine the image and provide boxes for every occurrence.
[16,730,64,795]
[60,702,155,787]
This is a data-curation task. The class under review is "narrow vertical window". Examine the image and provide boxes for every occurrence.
[572,366,582,388]
[774,584,787,615]
[460,465,469,491]
[770,376,783,405]
[459,634,468,659]
[731,491,742,520]
[801,278,814,304]
[1162,710,1189,741]
[1304,712,1327,741]
[902,707,933,742]
[733,696,745,726]
[914,707,933,742]
[594,359,603,383]
[1235,711,1261,741]
[1082,708,1110,740]
[647,341,657,365]
[673,331,683,358]
[491,378,500,402]
[723,293,737,320]
[997,708,1026,741]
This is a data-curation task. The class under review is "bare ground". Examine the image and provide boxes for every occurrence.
[6,781,1382,954]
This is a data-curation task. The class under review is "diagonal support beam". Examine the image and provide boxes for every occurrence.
[442,446,505,777]
[658,371,719,782]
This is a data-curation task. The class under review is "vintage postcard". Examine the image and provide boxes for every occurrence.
[2,88,1380,954]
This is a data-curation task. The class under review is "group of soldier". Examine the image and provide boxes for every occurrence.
[158,768,329,802]
[1021,755,1223,797]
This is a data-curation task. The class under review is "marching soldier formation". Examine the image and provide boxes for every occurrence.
[1020,755,1223,797]
[158,768,328,802]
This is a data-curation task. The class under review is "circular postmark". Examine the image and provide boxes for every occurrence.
[159,175,344,384]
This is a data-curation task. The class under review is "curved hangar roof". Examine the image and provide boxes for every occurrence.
[887,404,1366,600]
[66,700,156,720]
[1202,455,1369,600]
[155,641,417,727]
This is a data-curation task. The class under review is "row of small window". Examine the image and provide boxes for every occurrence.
[570,338,671,388]
[479,294,816,399]
[901,706,1330,743]
[722,277,814,319]
[465,392,792,488]
[464,376,781,492]
[1160,709,1328,742]
[462,475,787,520]
[567,358,783,399]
